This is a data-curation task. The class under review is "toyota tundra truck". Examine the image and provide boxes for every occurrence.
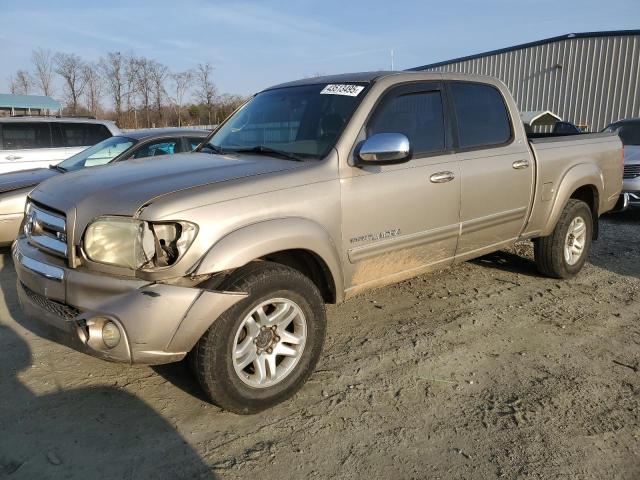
[14,71,623,414]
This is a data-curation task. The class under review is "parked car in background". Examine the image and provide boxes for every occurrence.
[0,117,120,174]
[13,71,622,414]
[604,118,640,207]
[553,121,582,135]
[0,128,209,245]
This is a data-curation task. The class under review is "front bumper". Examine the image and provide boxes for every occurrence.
[623,176,640,206]
[13,238,246,365]
[624,191,640,206]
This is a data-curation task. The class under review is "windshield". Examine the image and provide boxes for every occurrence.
[58,136,136,172]
[202,83,368,159]
[605,123,640,146]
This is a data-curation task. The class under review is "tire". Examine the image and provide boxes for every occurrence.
[534,199,593,279]
[191,261,326,414]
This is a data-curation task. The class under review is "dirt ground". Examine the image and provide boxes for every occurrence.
[1,209,639,480]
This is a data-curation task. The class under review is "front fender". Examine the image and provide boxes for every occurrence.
[191,217,344,301]
[541,163,604,237]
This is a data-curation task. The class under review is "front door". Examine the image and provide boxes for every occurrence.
[341,82,461,294]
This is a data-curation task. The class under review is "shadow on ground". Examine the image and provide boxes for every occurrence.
[471,249,539,277]
[152,361,212,403]
[0,255,217,479]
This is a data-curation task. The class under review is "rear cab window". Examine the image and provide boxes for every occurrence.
[1,122,52,150]
[448,82,512,149]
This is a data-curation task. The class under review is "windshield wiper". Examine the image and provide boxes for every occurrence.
[49,164,67,173]
[232,146,303,162]
[200,143,225,155]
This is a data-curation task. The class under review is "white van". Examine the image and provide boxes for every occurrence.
[0,117,120,174]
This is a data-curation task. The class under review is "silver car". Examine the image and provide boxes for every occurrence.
[0,128,209,245]
[605,118,640,206]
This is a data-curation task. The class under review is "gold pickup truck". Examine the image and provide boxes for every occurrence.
[14,71,623,414]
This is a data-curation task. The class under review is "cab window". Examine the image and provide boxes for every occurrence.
[132,139,181,159]
[58,123,111,147]
[449,82,512,149]
[1,123,51,150]
[187,137,204,151]
[367,88,446,157]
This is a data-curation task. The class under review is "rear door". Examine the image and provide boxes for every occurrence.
[448,81,534,260]
[0,122,54,173]
[341,81,461,291]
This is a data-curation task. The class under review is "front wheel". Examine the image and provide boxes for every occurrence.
[534,199,593,279]
[191,262,326,414]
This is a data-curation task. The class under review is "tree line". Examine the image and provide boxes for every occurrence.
[7,48,247,129]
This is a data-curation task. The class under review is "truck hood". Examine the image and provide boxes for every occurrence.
[624,145,640,165]
[30,152,303,227]
[0,167,60,194]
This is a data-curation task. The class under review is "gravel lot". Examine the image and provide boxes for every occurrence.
[1,209,639,479]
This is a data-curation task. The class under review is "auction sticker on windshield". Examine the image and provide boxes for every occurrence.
[320,84,365,96]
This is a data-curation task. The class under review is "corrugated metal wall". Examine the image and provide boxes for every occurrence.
[420,34,640,131]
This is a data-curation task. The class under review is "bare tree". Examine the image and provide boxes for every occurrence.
[171,70,193,127]
[8,75,18,94]
[31,48,55,96]
[54,52,86,114]
[150,61,169,126]
[9,70,34,95]
[83,63,103,117]
[215,93,248,124]
[100,52,125,125]
[195,62,216,125]
[133,57,154,127]
[124,56,139,128]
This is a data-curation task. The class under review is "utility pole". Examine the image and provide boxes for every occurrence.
[390,49,395,71]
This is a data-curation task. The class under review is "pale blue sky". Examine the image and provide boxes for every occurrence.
[1,0,639,97]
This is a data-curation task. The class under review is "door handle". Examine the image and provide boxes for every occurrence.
[512,159,529,169]
[430,171,455,183]
[5,155,22,161]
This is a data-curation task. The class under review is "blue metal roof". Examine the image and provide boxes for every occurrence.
[0,93,61,110]
[408,29,640,71]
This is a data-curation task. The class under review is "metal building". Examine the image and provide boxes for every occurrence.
[409,30,640,131]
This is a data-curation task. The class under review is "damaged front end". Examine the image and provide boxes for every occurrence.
[82,216,198,272]
[14,228,246,365]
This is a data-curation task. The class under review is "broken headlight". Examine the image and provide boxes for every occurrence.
[83,216,197,270]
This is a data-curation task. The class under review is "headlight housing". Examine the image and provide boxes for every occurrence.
[83,216,197,270]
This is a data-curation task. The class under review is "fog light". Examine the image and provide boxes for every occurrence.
[102,321,121,348]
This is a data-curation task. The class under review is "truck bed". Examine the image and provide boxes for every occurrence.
[522,131,623,238]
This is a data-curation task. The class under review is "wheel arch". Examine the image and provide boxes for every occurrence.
[541,163,604,239]
[191,218,344,303]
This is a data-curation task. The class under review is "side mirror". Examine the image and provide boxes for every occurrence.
[355,133,411,166]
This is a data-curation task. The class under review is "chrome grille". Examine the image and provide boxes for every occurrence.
[21,282,80,320]
[623,164,640,179]
[24,201,68,258]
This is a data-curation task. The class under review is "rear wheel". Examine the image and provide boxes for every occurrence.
[534,199,593,279]
[191,262,326,414]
